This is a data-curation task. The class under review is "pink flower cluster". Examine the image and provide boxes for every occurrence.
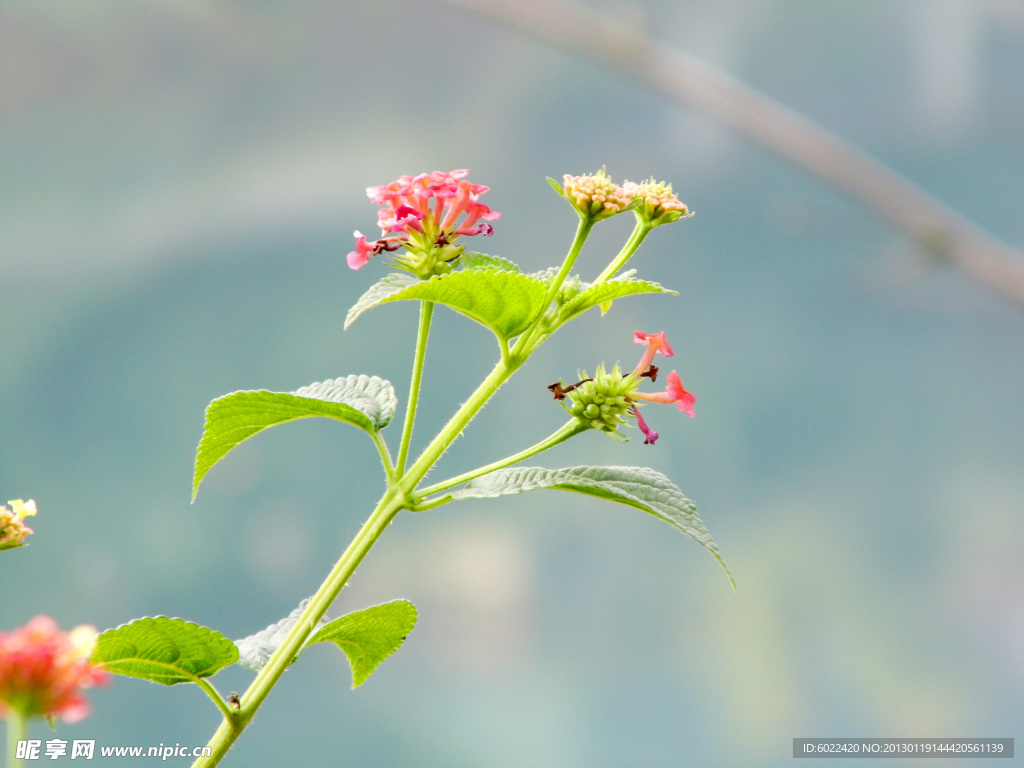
[348,170,500,270]
[629,331,696,445]
[0,616,108,723]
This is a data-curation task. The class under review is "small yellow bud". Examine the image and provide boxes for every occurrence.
[560,168,633,222]
[623,178,690,227]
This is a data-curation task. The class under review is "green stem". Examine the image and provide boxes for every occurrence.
[371,432,395,480]
[514,218,594,359]
[7,710,25,768]
[192,221,597,765]
[195,678,236,722]
[542,217,594,309]
[416,419,586,501]
[592,218,652,283]
[395,301,433,476]
[192,489,405,768]
[400,358,513,495]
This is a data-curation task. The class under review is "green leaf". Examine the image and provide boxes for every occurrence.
[459,252,522,273]
[450,466,734,588]
[345,272,418,330]
[562,277,676,320]
[234,598,328,672]
[308,600,418,688]
[93,617,238,685]
[193,375,397,499]
[346,270,549,341]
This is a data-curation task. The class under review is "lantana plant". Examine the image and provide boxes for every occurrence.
[85,169,732,766]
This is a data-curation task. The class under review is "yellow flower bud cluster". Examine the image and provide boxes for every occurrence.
[623,178,689,226]
[561,168,633,222]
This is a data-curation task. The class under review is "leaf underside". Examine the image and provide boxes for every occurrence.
[234,598,328,672]
[192,375,396,499]
[450,465,733,588]
[93,617,238,685]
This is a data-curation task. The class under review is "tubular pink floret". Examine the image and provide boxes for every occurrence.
[665,370,696,416]
[347,232,375,270]
[632,331,675,377]
[632,406,660,445]
[632,370,695,417]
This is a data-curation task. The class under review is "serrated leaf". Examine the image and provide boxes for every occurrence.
[234,598,329,672]
[563,278,676,320]
[193,375,396,499]
[347,270,549,341]
[459,252,522,273]
[308,600,417,688]
[450,466,733,587]
[345,272,418,330]
[93,617,238,685]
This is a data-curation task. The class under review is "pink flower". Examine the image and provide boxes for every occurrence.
[632,370,696,417]
[0,616,108,724]
[346,232,375,270]
[632,406,660,445]
[632,331,675,378]
[347,170,500,272]
[626,331,696,443]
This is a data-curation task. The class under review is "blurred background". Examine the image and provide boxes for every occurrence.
[3,1,1023,765]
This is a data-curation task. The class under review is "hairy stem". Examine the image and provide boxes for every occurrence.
[372,432,395,480]
[195,678,237,723]
[192,490,405,767]
[592,219,651,283]
[193,217,598,765]
[395,301,434,476]
[400,358,513,495]
[514,217,594,359]
[416,419,586,501]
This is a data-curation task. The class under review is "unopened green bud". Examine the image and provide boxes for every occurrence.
[392,243,462,279]
[567,363,640,436]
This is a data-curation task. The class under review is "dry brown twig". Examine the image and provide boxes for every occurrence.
[441,0,1024,309]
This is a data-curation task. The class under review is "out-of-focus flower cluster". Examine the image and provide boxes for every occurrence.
[0,499,36,551]
[347,169,500,277]
[0,616,108,724]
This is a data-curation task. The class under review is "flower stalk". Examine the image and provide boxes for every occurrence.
[395,301,434,476]
[7,708,25,768]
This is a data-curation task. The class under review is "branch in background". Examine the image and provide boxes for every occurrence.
[441,0,1024,309]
